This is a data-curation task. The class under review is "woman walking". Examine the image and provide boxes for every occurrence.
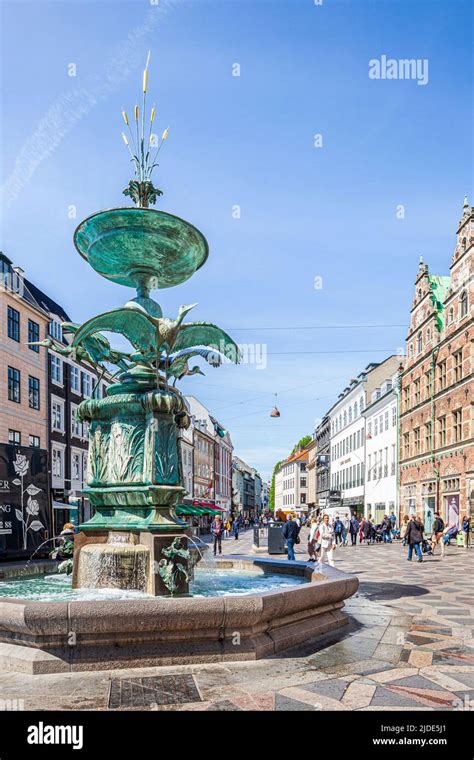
[406,515,424,562]
[307,517,319,562]
[318,513,336,567]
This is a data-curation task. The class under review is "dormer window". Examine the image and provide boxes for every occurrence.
[460,290,468,318]
[49,320,63,342]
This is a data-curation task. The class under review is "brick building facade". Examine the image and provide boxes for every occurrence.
[399,199,473,530]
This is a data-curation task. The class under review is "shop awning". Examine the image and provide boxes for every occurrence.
[52,501,78,510]
[176,505,221,517]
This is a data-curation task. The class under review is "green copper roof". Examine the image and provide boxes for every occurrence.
[428,274,451,331]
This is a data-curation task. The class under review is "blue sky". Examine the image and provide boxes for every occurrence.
[1,0,472,478]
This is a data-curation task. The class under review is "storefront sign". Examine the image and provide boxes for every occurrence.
[0,445,51,559]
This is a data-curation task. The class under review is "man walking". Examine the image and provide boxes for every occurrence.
[350,514,360,546]
[430,511,445,556]
[282,516,300,561]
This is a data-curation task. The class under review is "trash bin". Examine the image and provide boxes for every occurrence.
[268,523,286,555]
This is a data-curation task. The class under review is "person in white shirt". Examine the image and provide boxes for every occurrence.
[317,514,336,567]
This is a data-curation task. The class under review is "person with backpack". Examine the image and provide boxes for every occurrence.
[282,515,300,561]
[211,515,224,556]
[349,515,360,546]
[430,511,445,556]
[334,516,344,545]
[405,515,424,562]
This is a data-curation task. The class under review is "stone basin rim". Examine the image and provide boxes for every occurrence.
[0,556,358,608]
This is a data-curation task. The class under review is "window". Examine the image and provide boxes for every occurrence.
[409,343,414,358]
[28,319,40,351]
[448,306,454,324]
[52,448,63,478]
[460,290,468,318]
[392,406,397,426]
[7,306,20,341]
[403,386,410,410]
[384,410,389,430]
[72,453,81,482]
[403,433,410,458]
[425,421,432,452]
[367,454,371,481]
[391,444,396,475]
[300,478,307,487]
[28,376,40,410]
[453,350,463,383]
[8,430,21,444]
[438,416,446,447]
[70,366,80,393]
[417,331,423,354]
[51,355,62,384]
[426,328,431,343]
[438,361,447,391]
[414,379,421,405]
[29,435,40,448]
[71,406,82,437]
[8,366,20,403]
[82,373,92,398]
[413,428,421,455]
[374,417,378,436]
[49,320,62,341]
[52,400,64,431]
[425,371,431,397]
[300,494,306,504]
[453,409,462,443]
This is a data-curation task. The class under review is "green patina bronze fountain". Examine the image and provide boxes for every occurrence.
[41,55,240,595]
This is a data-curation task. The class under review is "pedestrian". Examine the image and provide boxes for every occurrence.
[232,519,239,540]
[430,511,445,556]
[400,514,409,545]
[334,516,344,545]
[342,515,350,546]
[307,517,319,562]
[362,516,372,545]
[318,514,336,567]
[282,515,300,561]
[389,510,397,539]
[461,513,470,549]
[381,515,392,543]
[211,515,224,556]
[405,515,424,562]
[349,514,360,546]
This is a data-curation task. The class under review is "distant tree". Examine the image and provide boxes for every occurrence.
[291,434,311,454]
[269,460,283,512]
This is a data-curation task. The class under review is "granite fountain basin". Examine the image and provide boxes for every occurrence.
[0,557,358,674]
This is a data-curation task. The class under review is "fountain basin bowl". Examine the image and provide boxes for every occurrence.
[0,557,358,673]
[74,207,209,290]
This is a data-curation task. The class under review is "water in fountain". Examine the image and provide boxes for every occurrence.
[77,533,150,592]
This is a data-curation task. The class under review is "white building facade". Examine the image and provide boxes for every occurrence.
[362,378,399,522]
[275,450,309,515]
[329,379,367,515]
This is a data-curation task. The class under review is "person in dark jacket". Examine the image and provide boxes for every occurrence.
[362,517,372,545]
[381,515,392,543]
[430,511,445,556]
[349,516,360,546]
[282,516,300,561]
[406,515,424,562]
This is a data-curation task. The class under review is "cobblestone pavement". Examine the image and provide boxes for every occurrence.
[0,528,472,711]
